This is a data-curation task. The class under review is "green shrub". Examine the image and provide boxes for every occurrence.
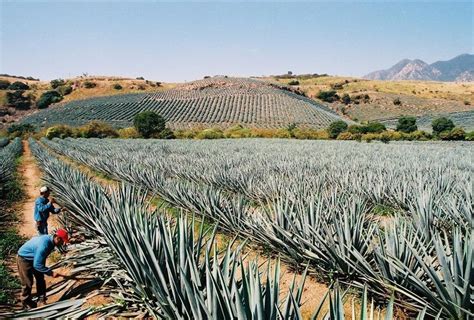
[341,94,351,105]
[364,122,386,133]
[327,120,348,138]
[465,131,474,141]
[196,128,224,139]
[6,90,31,110]
[57,85,73,96]
[317,90,339,103]
[432,117,455,135]
[37,91,62,109]
[83,81,96,89]
[396,116,417,133]
[77,121,118,138]
[133,111,166,138]
[393,97,402,105]
[288,80,300,86]
[8,81,29,90]
[136,77,145,80]
[158,128,175,139]
[50,79,65,89]
[113,83,123,90]
[439,127,465,141]
[7,124,35,138]
[45,125,74,139]
[0,79,10,90]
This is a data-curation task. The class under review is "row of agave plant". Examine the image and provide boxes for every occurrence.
[0,137,22,188]
[7,139,311,319]
[41,138,473,318]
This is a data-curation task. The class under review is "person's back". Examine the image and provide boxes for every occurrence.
[17,230,69,309]
[34,186,61,235]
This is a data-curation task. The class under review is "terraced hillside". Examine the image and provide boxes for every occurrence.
[21,77,349,129]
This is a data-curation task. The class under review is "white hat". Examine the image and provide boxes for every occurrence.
[40,186,50,193]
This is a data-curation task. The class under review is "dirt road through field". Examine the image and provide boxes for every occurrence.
[11,140,65,309]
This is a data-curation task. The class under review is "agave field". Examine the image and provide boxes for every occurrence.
[20,77,346,129]
[34,137,473,319]
[0,138,22,195]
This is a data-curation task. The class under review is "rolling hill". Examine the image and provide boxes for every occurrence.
[20,77,349,129]
[267,75,474,129]
[364,53,474,81]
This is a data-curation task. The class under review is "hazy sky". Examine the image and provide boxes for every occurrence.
[1,1,472,82]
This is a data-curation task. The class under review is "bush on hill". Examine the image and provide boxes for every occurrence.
[0,80,10,90]
[317,90,339,103]
[57,85,73,96]
[327,120,348,138]
[77,121,118,138]
[45,125,74,139]
[393,97,402,105]
[432,117,455,136]
[50,79,66,89]
[7,124,35,138]
[341,94,351,105]
[37,91,63,109]
[133,111,166,138]
[288,80,300,86]
[83,81,97,89]
[439,127,465,141]
[113,83,123,90]
[396,116,417,133]
[8,81,29,90]
[6,91,32,110]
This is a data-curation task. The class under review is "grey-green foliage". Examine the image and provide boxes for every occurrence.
[0,138,22,186]
[41,138,473,318]
[27,139,307,319]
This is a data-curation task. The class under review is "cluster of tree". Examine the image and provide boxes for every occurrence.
[317,90,370,105]
[327,116,472,142]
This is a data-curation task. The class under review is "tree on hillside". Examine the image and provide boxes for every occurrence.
[133,111,166,138]
[0,79,11,90]
[37,91,62,109]
[8,81,29,90]
[396,116,417,133]
[317,90,339,103]
[432,117,454,135]
[6,91,31,110]
[50,79,66,89]
[327,120,348,139]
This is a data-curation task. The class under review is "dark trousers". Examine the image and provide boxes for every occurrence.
[16,255,46,303]
[37,222,48,235]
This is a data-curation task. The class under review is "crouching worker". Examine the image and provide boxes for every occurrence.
[35,186,61,235]
[17,229,69,309]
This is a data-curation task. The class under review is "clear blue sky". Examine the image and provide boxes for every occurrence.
[1,1,472,82]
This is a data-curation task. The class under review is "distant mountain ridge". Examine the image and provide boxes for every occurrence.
[364,54,474,81]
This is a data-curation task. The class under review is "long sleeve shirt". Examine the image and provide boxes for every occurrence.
[34,196,60,222]
[17,235,55,275]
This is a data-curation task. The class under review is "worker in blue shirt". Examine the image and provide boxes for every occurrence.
[35,186,61,235]
[17,229,69,309]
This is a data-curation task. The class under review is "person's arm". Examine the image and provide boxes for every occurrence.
[33,242,53,276]
[34,199,53,221]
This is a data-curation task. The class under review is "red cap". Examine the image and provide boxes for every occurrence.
[56,229,69,244]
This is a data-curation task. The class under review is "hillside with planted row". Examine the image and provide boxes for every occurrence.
[21,77,349,129]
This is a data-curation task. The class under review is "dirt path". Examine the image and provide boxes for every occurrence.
[17,140,59,237]
[11,140,66,308]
